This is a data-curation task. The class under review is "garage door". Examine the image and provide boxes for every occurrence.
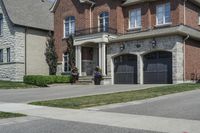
[114,54,137,84]
[143,51,172,84]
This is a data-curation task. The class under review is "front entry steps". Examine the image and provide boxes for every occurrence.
[76,76,112,85]
[77,76,93,85]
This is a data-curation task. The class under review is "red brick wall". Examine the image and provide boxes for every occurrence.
[54,0,200,61]
[185,39,200,80]
[54,0,90,61]
[123,0,180,32]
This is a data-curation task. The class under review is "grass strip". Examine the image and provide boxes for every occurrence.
[30,83,200,109]
[0,112,26,119]
[0,81,37,89]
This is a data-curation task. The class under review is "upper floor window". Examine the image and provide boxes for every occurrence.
[0,49,3,63]
[0,14,3,36]
[156,2,171,25]
[129,8,141,29]
[99,12,109,32]
[64,16,75,37]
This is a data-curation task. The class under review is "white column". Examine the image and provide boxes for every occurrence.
[76,45,82,76]
[138,54,143,84]
[98,43,102,69]
[102,43,106,76]
[99,43,106,76]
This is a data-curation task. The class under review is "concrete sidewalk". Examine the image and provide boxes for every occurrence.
[0,102,199,133]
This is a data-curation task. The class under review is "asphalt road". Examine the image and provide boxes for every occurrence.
[0,117,164,133]
[0,84,162,103]
[101,89,200,120]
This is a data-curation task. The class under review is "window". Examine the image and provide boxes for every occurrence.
[129,8,141,29]
[0,14,3,36]
[7,48,10,62]
[64,16,75,37]
[198,13,200,25]
[99,12,109,32]
[63,52,70,72]
[0,49,3,63]
[156,2,171,25]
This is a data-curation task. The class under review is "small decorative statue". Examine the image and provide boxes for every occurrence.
[93,66,103,85]
[71,67,79,84]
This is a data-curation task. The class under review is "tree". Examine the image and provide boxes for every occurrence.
[45,32,58,75]
[66,35,75,70]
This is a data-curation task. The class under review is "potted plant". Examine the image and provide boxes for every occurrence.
[71,67,79,84]
[93,66,103,85]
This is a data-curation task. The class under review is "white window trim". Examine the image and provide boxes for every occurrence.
[128,8,142,30]
[63,16,75,38]
[98,12,109,32]
[156,2,171,26]
[62,53,70,73]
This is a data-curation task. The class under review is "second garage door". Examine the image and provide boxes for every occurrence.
[143,51,172,84]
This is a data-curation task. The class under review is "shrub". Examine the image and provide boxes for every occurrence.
[24,75,72,87]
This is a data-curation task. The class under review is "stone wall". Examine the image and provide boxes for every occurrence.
[107,35,184,84]
[0,1,25,81]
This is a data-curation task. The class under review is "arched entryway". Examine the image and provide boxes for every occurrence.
[114,54,137,84]
[143,51,172,84]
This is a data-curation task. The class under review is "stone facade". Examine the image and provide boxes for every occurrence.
[0,1,25,81]
[0,1,50,81]
[107,36,184,84]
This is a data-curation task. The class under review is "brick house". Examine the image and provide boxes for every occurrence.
[52,0,200,84]
[0,0,53,81]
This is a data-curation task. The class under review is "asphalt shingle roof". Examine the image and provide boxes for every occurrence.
[2,0,53,31]
[123,0,200,6]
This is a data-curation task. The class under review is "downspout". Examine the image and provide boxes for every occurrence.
[88,1,95,33]
[25,27,27,75]
[183,0,188,82]
[183,0,187,25]
[183,35,189,82]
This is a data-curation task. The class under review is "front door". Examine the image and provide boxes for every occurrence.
[82,47,94,75]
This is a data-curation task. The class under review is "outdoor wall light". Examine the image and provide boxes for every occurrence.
[136,43,141,48]
[151,38,157,48]
[120,43,125,51]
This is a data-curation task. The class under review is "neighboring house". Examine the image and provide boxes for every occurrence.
[52,0,200,84]
[0,0,53,81]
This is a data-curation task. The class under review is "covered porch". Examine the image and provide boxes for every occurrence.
[75,42,106,76]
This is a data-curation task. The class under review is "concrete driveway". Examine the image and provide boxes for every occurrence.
[0,84,163,103]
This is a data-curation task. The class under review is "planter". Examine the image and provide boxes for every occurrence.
[94,78,101,85]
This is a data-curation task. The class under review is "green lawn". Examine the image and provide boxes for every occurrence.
[0,112,26,119]
[30,83,200,109]
[0,81,37,89]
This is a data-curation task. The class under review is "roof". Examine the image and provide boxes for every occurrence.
[122,0,156,6]
[110,25,200,42]
[2,0,53,31]
[122,0,200,6]
[51,0,96,12]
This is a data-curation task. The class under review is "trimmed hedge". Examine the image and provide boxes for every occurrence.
[24,75,72,87]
